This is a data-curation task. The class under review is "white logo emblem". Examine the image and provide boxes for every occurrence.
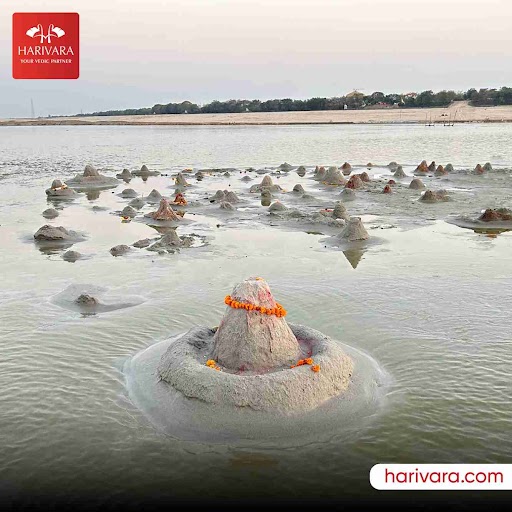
[26,24,65,44]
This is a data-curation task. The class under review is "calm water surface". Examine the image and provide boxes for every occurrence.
[0,124,511,508]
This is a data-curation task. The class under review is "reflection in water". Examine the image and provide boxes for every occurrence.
[261,198,271,206]
[343,248,365,269]
[472,227,512,236]
[86,190,101,201]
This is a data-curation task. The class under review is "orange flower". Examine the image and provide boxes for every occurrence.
[296,359,305,366]
[206,359,216,367]
[311,365,320,372]
[305,358,313,365]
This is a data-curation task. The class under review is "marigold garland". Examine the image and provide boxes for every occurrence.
[206,359,221,371]
[291,358,320,372]
[224,295,287,317]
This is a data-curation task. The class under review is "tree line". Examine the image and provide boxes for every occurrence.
[77,87,512,117]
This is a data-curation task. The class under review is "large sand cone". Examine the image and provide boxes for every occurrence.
[149,198,181,221]
[213,277,300,371]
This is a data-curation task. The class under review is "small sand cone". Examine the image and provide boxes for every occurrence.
[150,198,181,221]
[324,166,347,185]
[175,172,189,187]
[337,217,369,241]
[341,162,352,175]
[213,277,300,371]
[346,174,364,189]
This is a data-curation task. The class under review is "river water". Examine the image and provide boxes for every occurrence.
[0,124,511,509]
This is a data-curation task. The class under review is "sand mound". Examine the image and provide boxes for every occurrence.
[473,164,484,174]
[269,201,288,213]
[434,165,447,176]
[66,165,118,189]
[479,208,512,222]
[42,208,59,219]
[250,175,283,193]
[147,230,193,253]
[483,162,493,172]
[331,201,350,220]
[296,166,306,177]
[388,161,399,169]
[341,162,352,175]
[34,225,74,241]
[224,191,240,203]
[445,163,454,172]
[133,238,152,248]
[156,277,354,413]
[145,189,163,203]
[323,166,347,185]
[393,166,407,178]
[414,161,429,174]
[129,198,145,209]
[359,172,370,183]
[62,250,82,262]
[346,174,364,189]
[409,178,425,190]
[132,165,160,177]
[175,172,189,187]
[420,189,450,203]
[382,185,392,194]
[293,184,305,193]
[279,162,293,171]
[121,206,138,218]
[120,188,138,198]
[428,161,436,173]
[116,169,132,180]
[313,166,327,180]
[110,244,131,257]
[219,201,236,210]
[336,217,369,242]
[241,175,252,182]
[45,182,78,198]
[146,198,181,221]
[339,188,356,201]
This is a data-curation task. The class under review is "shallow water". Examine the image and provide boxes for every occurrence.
[0,124,512,508]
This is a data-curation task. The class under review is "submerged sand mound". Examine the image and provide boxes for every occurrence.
[473,164,484,174]
[393,166,407,178]
[293,184,305,193]
[116,169,132,180]
[121,206,138,218]
[155,277,353,413]
[210,190,227,202]
[147,230,194,253]
[120,188,138,198]
[483,162,493,172]
[129,198,145,209]
[279,162,293,171]
[388,161,399,169]
[110,244,131,257]
[241,175,252,182]
[409,178,425,190]
[224,191,240,203]
[249,175,283,193]
[346,174,364,189]
[219,201,236,210]
[419,189,450,203]
[296,166,306,177]
[42,208,59,219]
[132,165,160,177]
[65,165,118,189]
[323,166,347,185]
[338,188,356,202]
[336,217,370,242]
[445,163,454,172]
[435,165,447,176]
[62,250,82,262]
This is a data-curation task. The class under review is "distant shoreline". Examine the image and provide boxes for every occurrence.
[3,101,512,126]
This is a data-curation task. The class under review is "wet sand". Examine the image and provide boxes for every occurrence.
[3,101,512,126]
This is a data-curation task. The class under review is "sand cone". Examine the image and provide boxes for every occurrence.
[213,277,300,371]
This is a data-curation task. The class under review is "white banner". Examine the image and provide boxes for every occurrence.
[370,464,511,490]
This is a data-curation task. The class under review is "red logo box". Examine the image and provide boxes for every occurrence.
[12,12,79,79]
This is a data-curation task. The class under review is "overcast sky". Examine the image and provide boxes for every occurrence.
[1,0,511,118]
